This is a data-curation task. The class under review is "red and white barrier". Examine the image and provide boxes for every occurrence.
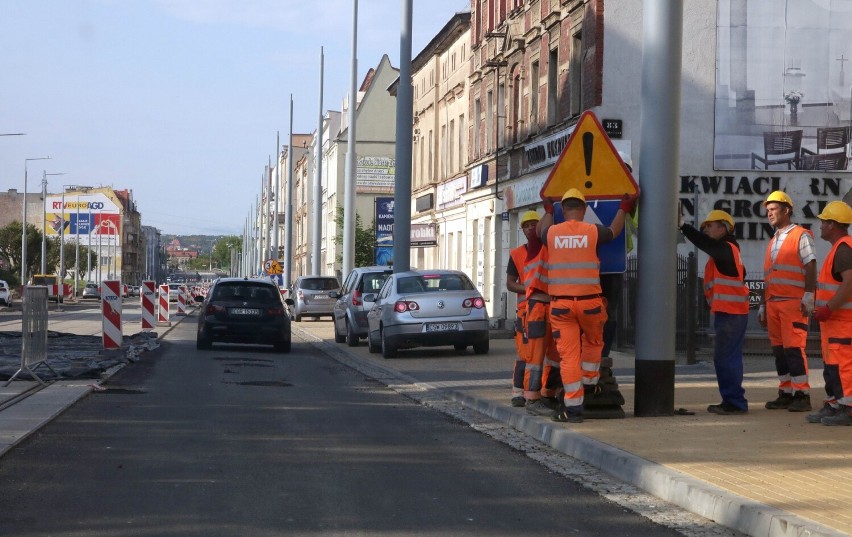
[158,284,170,324]
[101,280,123,349]
[176,285,187,316]
[141,280,156,331]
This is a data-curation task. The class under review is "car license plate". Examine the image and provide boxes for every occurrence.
[312,294,328,300]
[230,308,260,316]
[424,322,460,332]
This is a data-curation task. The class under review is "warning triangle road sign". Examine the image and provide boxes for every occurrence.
[539,111,639,202]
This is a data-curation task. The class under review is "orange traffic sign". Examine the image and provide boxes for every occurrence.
[264,258,282,275]
[539,111,639,201]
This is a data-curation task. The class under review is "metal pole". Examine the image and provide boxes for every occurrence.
[313,47,325,275]
[634,0,683,417]
[266,161,272,263]
[74,194,80,297]
[41,172,47,275]
[86,206,91,282]
[285,94,294,287]
[342,0,358,278]
[22,157,50,286]
[393,0,413,272]
[58,189,65,310]
[97,218,102,282]
[273,131,280,260]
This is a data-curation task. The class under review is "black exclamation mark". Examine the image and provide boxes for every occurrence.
[582,132,594,189]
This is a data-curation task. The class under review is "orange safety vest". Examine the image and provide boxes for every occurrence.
[509,245,528,307]
[703,241,749,314]
[523,244,548,299]
[545,220,601,296]
[816,235,852,321]
[764,225,812,300]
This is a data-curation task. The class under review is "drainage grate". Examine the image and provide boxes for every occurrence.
[94,388,147,395]
[225,380,292,387]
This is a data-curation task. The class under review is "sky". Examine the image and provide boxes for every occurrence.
[0,0,470,236]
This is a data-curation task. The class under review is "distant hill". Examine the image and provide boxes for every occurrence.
[162,234,225,254]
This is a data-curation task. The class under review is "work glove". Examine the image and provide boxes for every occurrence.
[543,199,554,214]
[813,305,832,322]
[801,291,815,316]
[620,193,638,214]
[758,304,766,326]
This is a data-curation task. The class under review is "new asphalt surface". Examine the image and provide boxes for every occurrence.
[0,303,849,537]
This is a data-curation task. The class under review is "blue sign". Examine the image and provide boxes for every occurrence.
[375,197,394,263]
[375,246,393,266]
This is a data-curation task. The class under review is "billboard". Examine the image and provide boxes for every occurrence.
[714,0,852,171]
[44,192,122,238]
[375,197,394,264]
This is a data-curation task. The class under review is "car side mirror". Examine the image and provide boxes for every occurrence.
[284,298,294,306]
[194,295,204,303]
[328,291,339,299]
[362,293,377,303]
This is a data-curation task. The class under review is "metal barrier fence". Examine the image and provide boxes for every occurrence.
[4,286,56,385]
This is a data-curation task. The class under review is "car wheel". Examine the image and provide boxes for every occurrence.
[345,320,359,347]
[196,333,212,350]
[294,312,302,322]
[453,344,467,352]
[473,339,490,355]
[367,329,380,353]
[274,339,291,353]
[381,329,397,359]
[333,318,346,343]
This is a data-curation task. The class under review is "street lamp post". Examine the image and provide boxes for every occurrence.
[21,157,50,286]
[41,172,66,275]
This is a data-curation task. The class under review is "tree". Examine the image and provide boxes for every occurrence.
[212,236,242,270]
[333,207,376,268]
[0,221,44,286]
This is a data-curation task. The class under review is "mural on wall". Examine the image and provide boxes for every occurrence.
[714,0,852,172]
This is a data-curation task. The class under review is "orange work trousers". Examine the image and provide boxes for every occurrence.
[821,318,852,405]
[523,299,561,400]
[766,299,810,393]
[550,296,606,409]
[512,301,528,400]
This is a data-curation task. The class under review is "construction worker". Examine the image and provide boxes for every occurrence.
[679,208,749,414]
[760,190,817,412]
[538,188,635,423]
[506,211,539,407]
[810,201,852,426]
[521,210,563,417]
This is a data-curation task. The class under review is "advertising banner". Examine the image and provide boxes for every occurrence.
[375,197,394,264]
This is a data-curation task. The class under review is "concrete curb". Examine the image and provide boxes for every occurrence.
[293,325,846,537]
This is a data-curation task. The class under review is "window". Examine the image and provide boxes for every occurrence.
[440,124,448,178]
[570,30,583,116]
[448,119,455,173]
[486,90,493,153]
[428,129,433,181]
[511,71,520,143]
[547,47,559,126]
[497,82,505,147]
[458,115,465,168]
[530,60,540,132]
[473,98,481,158]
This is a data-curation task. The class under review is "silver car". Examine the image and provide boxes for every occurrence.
[82,282,100,299]
[291,275,340,321]
[331,266,393,346]
[364,269,490,358]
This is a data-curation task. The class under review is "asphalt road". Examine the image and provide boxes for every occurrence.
[0,314,692,537]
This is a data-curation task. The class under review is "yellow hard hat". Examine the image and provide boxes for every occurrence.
[764,190,793,208]
[817,201,852,225]
[561,188,586,203]
[700,209,735,232]
[520,210,540,226]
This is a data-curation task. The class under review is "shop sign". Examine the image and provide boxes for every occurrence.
[411,223,437,246]
[437,175,467,209]
[470,164,488,188]
[524,125,575,172]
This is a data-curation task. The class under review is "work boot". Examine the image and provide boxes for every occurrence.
[821,406,852,426]
[787,391,812,412]
[707,402,748,415]
[764,391,794,409]
[510,396,526,408]
[552,403,583,423]
[540,396,560,410]
[806,403,838,423]
[525,399,553,417]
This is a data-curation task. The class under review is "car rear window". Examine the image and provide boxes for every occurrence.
[213,283,279,302]
[299,278,339,291]
[358,273,391,293]
[397,274,474,293]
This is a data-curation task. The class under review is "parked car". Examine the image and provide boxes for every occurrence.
[0,280,10,306]
[364,269,490,358]
[290,275,340,322]
[82,282,100,299]
[168,283,181,302]
[127,285,140,297]
[196,277,293,352]
[331,266,393,346]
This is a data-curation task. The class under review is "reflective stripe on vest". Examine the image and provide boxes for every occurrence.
[816,236,852,320]
[524,246,548,298]
[545,220,601,296]
[703,241,749,314]
[764,226,811,299]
